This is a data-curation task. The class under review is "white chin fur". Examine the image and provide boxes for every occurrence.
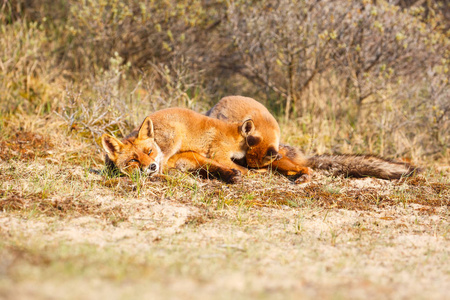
[148,144,164,175]
[232,150,246,160]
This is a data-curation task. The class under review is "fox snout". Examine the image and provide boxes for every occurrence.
[145,162,159,175]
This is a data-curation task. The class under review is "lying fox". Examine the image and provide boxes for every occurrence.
[102,107,273,183]
[207,96,419,182]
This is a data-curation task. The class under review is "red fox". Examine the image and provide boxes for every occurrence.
[206,96,283,167]
[101,107,267,183]
[207,96,419,182]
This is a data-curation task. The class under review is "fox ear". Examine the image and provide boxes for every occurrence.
[241,119,261,147]
[102,134,124,157]
[138,116,154,140]
[240,119,255,137]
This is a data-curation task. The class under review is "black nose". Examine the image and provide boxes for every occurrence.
[150,163,157,171]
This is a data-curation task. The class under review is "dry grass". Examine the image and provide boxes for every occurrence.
[0,115,449,300]
[1,2,448,298]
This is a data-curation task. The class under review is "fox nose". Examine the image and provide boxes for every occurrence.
[146,162,158,175]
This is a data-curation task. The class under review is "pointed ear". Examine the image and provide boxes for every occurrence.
[102,134,124,157]
[138,116,154,140]
[240,119,255,137]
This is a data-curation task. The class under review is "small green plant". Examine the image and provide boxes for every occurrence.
[293,217,304,235]
[329,228,341,247]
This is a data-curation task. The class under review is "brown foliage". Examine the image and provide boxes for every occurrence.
[0,190,129,225]
[0,0,448,160]
[0,131,54,161]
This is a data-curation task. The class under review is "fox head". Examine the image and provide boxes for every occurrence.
[240,119,282,168]
[101,116,163,176]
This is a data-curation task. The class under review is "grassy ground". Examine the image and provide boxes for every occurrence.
[0,115,449,300]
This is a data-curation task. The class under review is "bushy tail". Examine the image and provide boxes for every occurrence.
[306,154,420,180]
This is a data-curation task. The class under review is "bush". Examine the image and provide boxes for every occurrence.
[0,0,448,160]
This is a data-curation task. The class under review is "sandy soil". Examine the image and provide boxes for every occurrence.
[0,129,448,300]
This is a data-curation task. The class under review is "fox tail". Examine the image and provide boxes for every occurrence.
[306,154,420,180]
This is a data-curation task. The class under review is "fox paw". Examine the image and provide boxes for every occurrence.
[226,169,242,184]
[248,168,268,174]
[294,173,311,184]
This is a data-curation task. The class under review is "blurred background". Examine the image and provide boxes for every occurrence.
[0,0,448,162]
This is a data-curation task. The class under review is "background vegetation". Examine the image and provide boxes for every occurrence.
[1,0,449,161]
[1,2,449,299]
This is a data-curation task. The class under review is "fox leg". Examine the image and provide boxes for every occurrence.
[269,145,312,183]
[201,152,249,176]
[166,152,242,184]
[215,158,249,175]
[270,158,311,183]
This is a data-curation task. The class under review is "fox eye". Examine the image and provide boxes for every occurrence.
[147,149,152,155]
[129,159,139,163]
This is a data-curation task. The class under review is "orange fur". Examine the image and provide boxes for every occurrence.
[207,96,419,182]
[102,107,262,183]
[207,96,282,168]
[207,96,310,180]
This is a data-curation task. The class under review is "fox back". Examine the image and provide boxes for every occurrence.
[149,107,259,171]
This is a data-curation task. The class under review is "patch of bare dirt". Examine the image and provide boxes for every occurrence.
[1,244,53,267]
[0,190,128,225]
[0,131,54,161]
[213,174,449,215]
